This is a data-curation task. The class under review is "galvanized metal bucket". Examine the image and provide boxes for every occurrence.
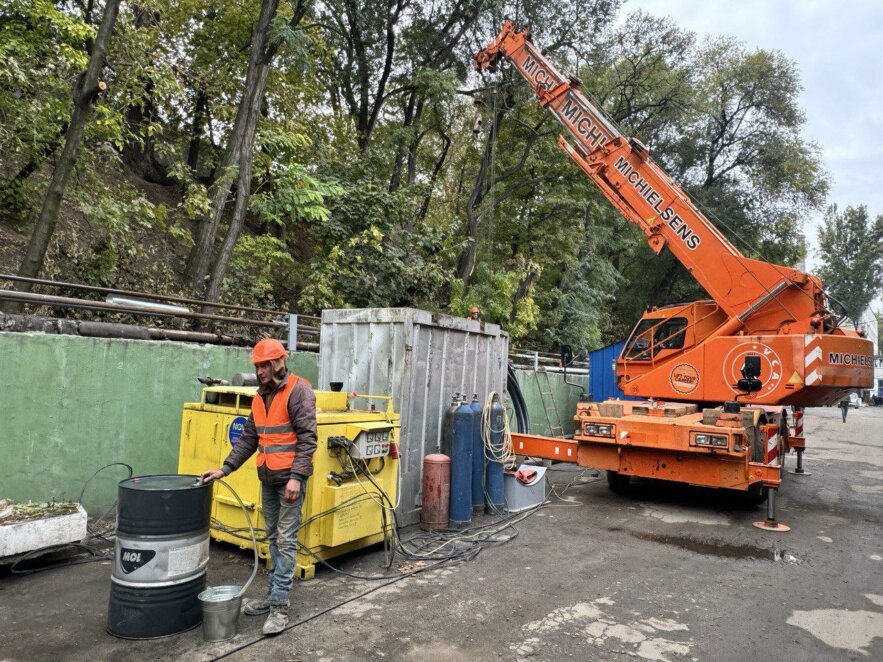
[197,479,259,642]
[198,585,243,641]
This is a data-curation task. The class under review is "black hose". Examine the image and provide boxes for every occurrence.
[507,363,529,433]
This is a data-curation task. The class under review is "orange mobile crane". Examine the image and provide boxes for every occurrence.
[475,22,874,530]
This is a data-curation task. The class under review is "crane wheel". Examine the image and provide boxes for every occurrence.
[607,470,631,494]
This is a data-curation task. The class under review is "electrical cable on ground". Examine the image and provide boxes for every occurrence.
[206,464,592,661]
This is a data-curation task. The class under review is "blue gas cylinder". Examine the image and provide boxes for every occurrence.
[470,394,484,513]
[441,393,460,456]
[449,398,473,529]
[485,395,506,513]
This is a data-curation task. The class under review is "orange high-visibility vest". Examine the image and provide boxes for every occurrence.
[253,374,299,471]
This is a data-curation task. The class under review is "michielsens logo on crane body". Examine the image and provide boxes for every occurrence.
[520,52,610,151]
[613,158,701,250]
[827,352,874,367]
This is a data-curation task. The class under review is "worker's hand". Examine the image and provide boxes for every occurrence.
[200,468,225,484]
[284,478,301,503]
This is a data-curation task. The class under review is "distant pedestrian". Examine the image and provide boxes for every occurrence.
[467,307,480,321]
[839,399,849,423]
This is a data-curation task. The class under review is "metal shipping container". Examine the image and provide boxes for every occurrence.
[589,340,639,402]
[318,308,509,526]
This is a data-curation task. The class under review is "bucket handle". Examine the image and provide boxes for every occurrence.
[213,479,259,599]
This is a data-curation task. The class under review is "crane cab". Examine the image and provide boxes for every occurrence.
[618,300,727,381]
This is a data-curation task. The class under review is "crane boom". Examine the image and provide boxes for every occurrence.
[475,21,823,330]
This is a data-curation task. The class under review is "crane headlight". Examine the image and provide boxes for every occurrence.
[695,434,728,448]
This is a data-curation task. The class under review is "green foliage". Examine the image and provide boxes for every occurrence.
[222,234,295,306]
[251,163,341,226]
[817,205,883,324]
[297,162,447,312]
[449,264,540,339]
[0,1,93,199]
[0,0,843,353]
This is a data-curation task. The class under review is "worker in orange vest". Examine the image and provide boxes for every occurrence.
[467,306,480,321]
[202,338,317,635]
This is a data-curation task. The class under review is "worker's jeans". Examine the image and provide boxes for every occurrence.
[261,481,305,607]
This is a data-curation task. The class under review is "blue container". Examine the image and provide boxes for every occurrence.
[449,400,473,529]
[469,395,484,513]
[589,341,639,402]
[485,396,506,514]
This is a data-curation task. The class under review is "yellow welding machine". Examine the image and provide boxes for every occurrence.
[178,386,399,580]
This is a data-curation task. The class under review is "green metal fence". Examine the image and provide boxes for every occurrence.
[514,368,586,436]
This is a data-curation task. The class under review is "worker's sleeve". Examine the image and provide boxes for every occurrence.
[288,380,318,480]
[221,413,258,474]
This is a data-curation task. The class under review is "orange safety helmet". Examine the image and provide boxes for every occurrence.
[252,338,287,365]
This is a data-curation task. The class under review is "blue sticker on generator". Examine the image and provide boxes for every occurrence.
[229,416,247,446]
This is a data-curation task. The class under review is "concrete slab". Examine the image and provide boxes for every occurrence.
[0,406,881,661]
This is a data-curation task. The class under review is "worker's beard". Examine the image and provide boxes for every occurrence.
[273,364,287,382]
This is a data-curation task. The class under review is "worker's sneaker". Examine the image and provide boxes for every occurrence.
[262,606,289,635]
[242,598,272,616]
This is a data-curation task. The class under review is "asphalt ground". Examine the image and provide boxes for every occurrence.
[1,405,880,661]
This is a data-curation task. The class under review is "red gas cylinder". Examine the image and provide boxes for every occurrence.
[421,454,451,531]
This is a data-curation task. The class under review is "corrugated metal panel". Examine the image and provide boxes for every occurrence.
[318,308,509,526]
[589,341,639,402]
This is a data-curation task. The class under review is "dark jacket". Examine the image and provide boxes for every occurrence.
[221,371,318,485]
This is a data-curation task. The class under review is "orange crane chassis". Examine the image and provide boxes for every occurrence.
[511,399,809,493]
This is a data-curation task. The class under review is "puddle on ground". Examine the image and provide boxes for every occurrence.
[609,527,798,562]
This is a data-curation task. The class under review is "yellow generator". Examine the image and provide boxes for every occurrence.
[178,385,399,580]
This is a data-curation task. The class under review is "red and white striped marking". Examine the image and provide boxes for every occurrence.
[792,406,804,438]
[766,427,780,465]
[805,334,823,385]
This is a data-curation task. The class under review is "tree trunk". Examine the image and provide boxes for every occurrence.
[510,262,540,323]
[185,0,281,290]
[413,129,450,229]
[121,6,169,184]
[3,0,121,313]
[0,122,67,212]
[389,90,417,193]
[204,65,271,305]
[405,99,425,186]
[456,103,505,286]
[186,90,208,173]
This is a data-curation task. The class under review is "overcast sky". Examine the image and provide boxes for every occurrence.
[623,0,883,272]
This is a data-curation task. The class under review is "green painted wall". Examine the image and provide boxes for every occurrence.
[0,333,318,512]
[0,332,583,512]
[515,368,586,436]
